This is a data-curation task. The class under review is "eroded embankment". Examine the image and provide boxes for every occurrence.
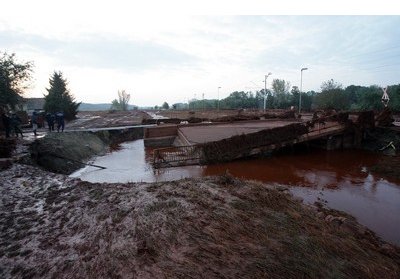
[29,132,108,174]
[29,127,143,174]
[0,163,399,279]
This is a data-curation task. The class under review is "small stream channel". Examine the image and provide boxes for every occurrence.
[71,139,400,246]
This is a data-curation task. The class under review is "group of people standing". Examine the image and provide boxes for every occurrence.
[1,112,24,138]
[45,111,65,133]
[1,110,65,138]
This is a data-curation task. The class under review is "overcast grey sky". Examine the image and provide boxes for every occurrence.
[1,1,400,106]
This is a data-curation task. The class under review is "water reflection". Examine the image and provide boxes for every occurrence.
[290,176,400,246]
[71,139,400,245]
[70,140,202,183]
[202,149,379,188]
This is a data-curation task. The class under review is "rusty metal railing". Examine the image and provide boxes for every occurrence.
[153,145,202,168]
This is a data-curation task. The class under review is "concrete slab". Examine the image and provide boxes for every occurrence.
[178,120,301,144]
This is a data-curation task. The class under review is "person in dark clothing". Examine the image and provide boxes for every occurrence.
[55,111,65,132]
[1,111,11,138]
[10,113,23,137]
[31,111,38,136]
[46,113,55,132]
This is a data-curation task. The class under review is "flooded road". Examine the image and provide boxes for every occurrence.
[71,139,400,245]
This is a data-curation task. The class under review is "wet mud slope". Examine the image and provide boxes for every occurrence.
[1,164,399,279]
[29,132,107,174]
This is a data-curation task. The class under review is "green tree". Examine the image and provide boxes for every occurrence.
[220,91,259,109]
[290,86,300,108]
[110,90,131,111]
[314,79,348,110]
[0,52,33,109]
[44,71,80,120]
[271,79,291,108]
[355,86,383,111]
[272,79,291,95]
[321,79,343,92]
[162,102,169,109]
[302,91,316,111]
[344,85,362,106]
[388,85,400,111]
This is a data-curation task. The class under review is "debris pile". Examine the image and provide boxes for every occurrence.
[376,107,394,127]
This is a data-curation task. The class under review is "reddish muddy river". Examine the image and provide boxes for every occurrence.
[71,139,400,246]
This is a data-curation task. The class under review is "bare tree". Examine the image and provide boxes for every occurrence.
[110,90,131,111]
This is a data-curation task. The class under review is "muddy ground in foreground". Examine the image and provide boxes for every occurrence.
[1,111,400,278]
[1,163,399,279]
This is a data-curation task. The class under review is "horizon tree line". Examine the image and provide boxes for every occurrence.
[1,51,399,114]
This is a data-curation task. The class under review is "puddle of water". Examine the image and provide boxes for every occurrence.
[71,139,400,246]
[70,140,202,183]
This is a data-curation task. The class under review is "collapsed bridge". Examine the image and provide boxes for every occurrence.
[145,112,368,168]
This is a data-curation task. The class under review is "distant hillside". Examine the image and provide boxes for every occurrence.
[79,103,137,111]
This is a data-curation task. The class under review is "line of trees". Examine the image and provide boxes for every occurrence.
[2,52,399,115]
[180,79,400,112]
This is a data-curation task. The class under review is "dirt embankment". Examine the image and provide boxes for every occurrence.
[29,132,108,174]
[1,164,399,279]
[28,126,144,174]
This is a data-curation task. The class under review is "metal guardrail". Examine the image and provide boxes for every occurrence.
[153,145,202,168]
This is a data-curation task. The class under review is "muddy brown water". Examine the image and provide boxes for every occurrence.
[71,139,400,246]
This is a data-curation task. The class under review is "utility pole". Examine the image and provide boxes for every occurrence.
[264,73,272,112]
[299,67,308,114]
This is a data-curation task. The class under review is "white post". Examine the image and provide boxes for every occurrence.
[299,67,308,114]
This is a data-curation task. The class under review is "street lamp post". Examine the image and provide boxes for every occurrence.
[264,73,272,112]
[299,67,308,114]
[217,87,221,110]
